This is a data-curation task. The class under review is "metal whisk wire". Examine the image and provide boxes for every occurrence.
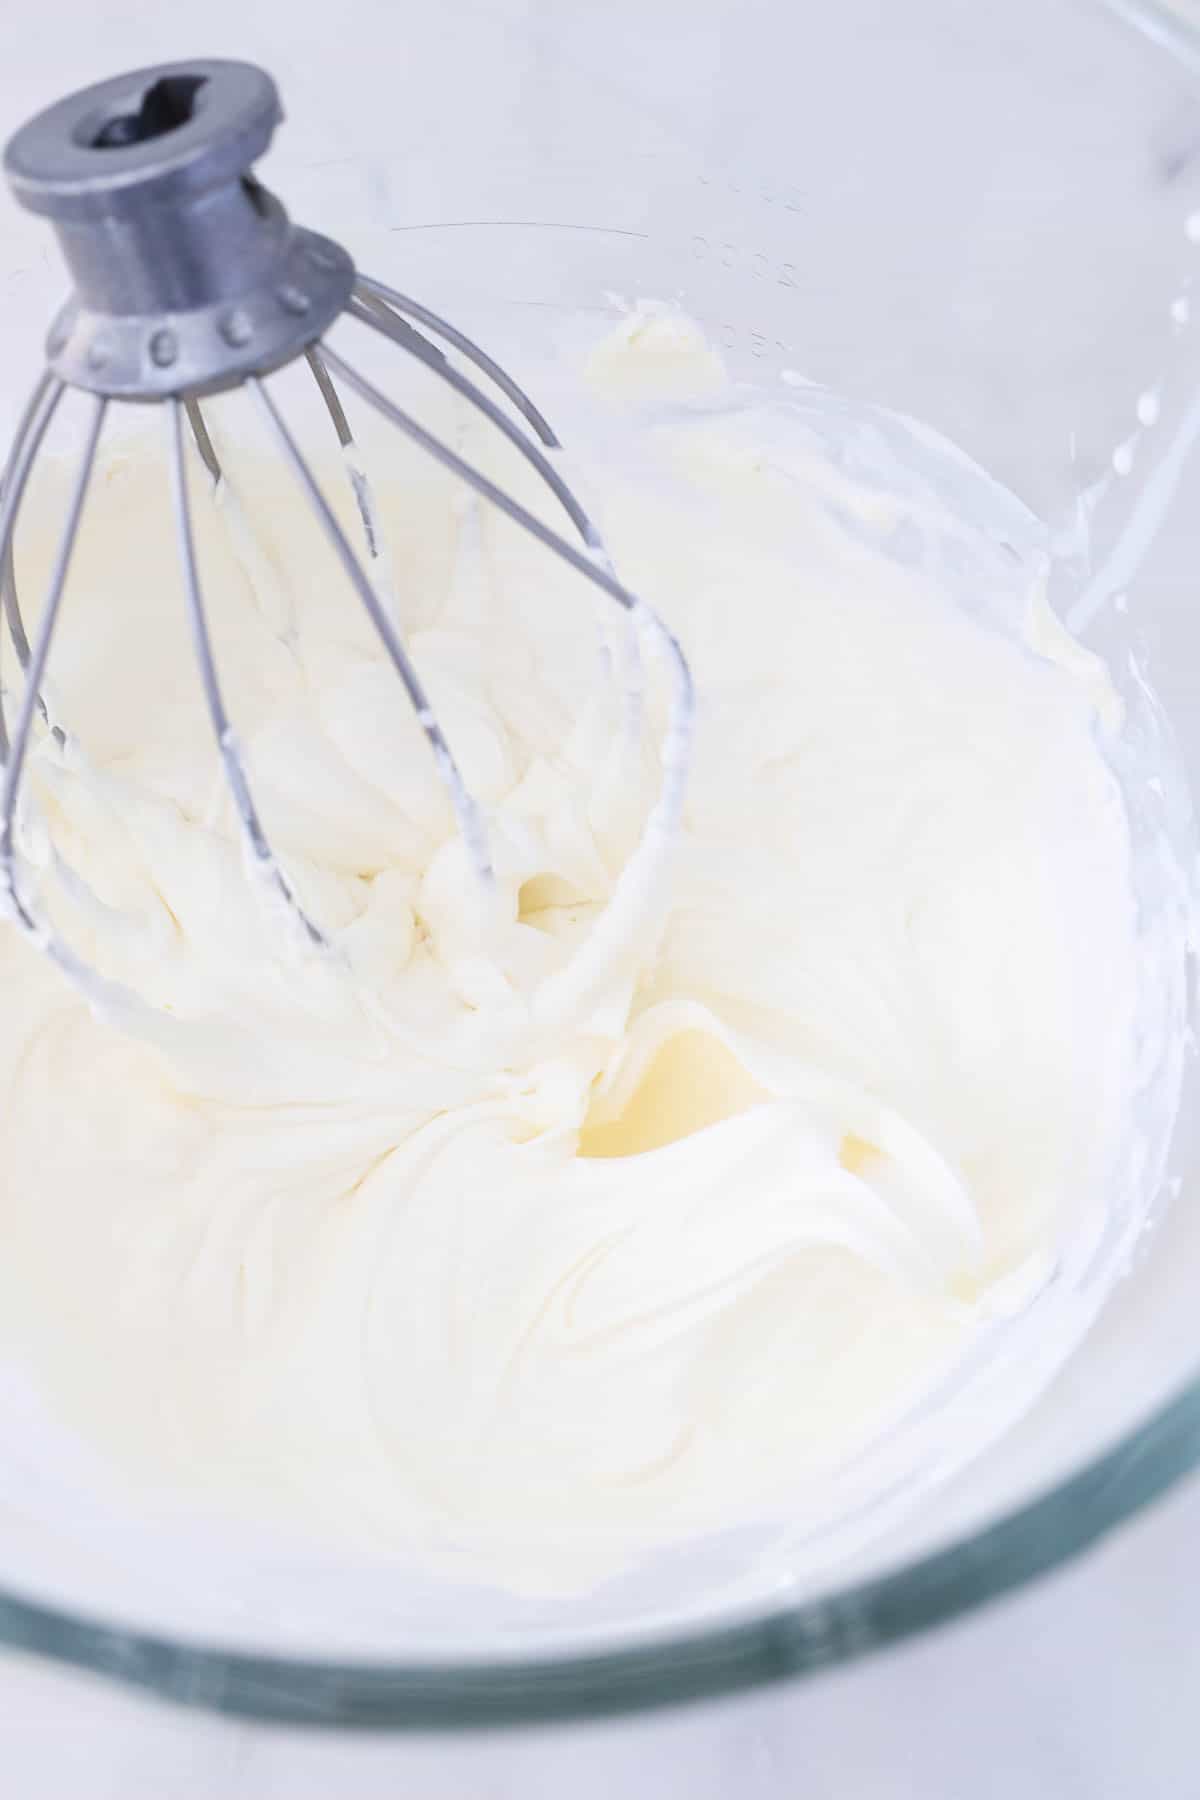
[0,383,104,978]
[166,396,328,947]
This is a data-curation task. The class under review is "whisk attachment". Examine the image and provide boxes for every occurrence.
[0,58,694,1020]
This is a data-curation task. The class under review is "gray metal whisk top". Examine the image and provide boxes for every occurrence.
[0,60,693,1005]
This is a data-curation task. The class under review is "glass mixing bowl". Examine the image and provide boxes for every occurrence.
[1,0,1200,1728]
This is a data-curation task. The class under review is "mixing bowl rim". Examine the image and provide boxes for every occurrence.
[0,1366,1197,1727]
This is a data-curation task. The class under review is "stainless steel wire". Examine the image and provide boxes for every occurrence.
[167,398,327,947]
[0,375,64,744]
[317,336,677,635]
[248,372,496,889]
[353,274,559,447]
[344,294,599,550]
[320,299,694,1022]
[0,389,105,974]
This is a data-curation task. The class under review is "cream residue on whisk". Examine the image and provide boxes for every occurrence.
[0,306,1181,1589]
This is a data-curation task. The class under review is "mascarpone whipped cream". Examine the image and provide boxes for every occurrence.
[0,305,1167,1583]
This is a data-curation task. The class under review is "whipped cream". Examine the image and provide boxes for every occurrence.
[0,305,1179,1587]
